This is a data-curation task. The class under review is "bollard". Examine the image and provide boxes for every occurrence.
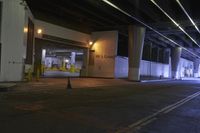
[70,64,75,73]
[27,68,32,81]
[67,77,72,90]
[41,64,45,76]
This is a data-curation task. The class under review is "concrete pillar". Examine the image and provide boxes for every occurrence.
[151,47,158,62]
[62,58,66,70]
[193,58,200,77]
[88,50,95,76]
[71,52,76,65]
[34,39,42,75]
[156,48,160,62]
[163,48,170,64]
[171,47,182,79]
[128,25,146,81]
[80,48,89,77]
[41,49,46,64]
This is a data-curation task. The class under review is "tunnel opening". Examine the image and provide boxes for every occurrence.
[34,38,86,78]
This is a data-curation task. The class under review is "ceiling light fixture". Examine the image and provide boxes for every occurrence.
[101,0,200,58]
[150,0,200,47]
[176,0,200,34]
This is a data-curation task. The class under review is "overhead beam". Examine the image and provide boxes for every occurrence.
[175,35,193,47]
[127,0,160,22]
[45,0,115,26]
[61,1,117,25]
[148,19,200,28]
[146,28,197,36]
[85,0,131,24]
[150,34,175,47]
[146,36,167,47]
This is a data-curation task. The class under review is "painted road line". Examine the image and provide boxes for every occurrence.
[140,117,157,127]
[164,91,200,113]
[141,79,174,83]
[116,90,200,133]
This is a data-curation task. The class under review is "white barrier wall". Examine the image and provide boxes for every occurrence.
[115,56,170,78]
[140,60,170,78]
[177,58,193,78]
[75,61,83,69]
[0,0,33,81]
[115,56,193,79]
[115,56,128,78]
[45,57,62,68]
[89,31,118,78]
[35,20,91,44]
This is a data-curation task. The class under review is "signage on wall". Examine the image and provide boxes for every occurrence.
[96,54,116,59]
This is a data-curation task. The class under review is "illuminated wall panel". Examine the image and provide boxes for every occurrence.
[89,31,118,78]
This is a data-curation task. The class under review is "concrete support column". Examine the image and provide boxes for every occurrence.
[128,25,146,81]
[71,52,76,65]
[81,48,89,77]
[34,40,42,75]
[163,48,170,64]
[62,58,66,70]
[171,47,182,79]
[41,49,46,64]
[193,58,200,77]
[88,50,95,76]
[157,48,160,62]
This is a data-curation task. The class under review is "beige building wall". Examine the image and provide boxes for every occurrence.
[0,0,33,81]
[89,31,118,78]
[35,20,91,44]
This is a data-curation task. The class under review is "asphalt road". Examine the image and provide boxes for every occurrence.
[0,79,200,133]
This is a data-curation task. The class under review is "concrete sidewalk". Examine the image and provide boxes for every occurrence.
[26,77,174,90]
[0,83,16,92]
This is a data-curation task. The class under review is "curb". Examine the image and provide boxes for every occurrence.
[0,83,17,92]
[141,79,174,82]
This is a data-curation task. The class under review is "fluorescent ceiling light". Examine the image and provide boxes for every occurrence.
[101,0,200,58]
[176,0,200,34]
[150,0,200,47]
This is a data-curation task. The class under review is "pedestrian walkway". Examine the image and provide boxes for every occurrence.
[181,77,200,80]
[23,78,136,90]
[0,83,16,92]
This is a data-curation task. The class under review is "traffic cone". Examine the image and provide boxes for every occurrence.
[67,77,72,90]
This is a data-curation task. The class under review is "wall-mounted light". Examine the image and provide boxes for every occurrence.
[89,41,93,46]
[37,29,43,34]
[24,27,28,33]
[89,41,95,49]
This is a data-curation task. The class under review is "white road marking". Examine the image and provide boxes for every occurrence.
[140,117,157,127]
[117,91,200,133]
